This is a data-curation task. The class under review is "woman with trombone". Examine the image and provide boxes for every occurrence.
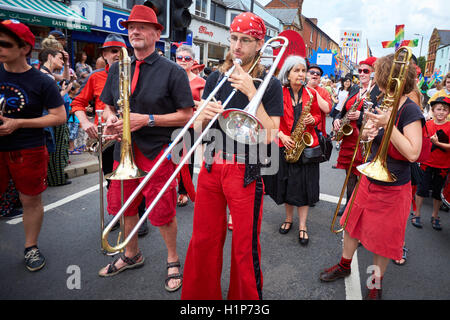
[320,51,424,300]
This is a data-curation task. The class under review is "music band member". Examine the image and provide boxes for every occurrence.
[0,20,66,271]
[332,57,381,216]
[181,12,283,300]
[411,97,450,230]
[320,53,424,300]
[98,5,194,294]
[264,56,322,245]
[71,34,151,235]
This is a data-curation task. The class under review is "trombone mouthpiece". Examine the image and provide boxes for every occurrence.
[370,72,375,80]
[234,58,242,65]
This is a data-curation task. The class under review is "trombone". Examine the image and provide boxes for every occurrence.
[101,36,289,253]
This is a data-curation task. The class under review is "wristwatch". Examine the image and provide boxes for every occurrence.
[147,114,155,127]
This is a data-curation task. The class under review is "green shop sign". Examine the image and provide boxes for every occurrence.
[0,10,90,32]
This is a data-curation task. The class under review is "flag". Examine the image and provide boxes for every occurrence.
[367,39,373,58]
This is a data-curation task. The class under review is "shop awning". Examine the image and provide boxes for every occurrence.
[0,0,91,32]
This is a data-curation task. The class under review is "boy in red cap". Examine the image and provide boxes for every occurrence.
[412,96,450,230]
[97,5,194,294]
[181,12,283,300]
[0,20,66,272]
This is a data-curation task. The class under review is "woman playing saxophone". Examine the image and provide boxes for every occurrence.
[264,56,321,245]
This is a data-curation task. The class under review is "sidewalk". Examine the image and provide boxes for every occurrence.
[65,152,99,179]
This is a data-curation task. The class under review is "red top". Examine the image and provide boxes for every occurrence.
[71,65,109,125]
[190,76,206,104]
[278,86,322,148]
[314,86,332,137]
[423,120,450,168]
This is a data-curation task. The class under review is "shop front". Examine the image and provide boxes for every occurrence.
[0,0,91,63]
[190,17,229,69]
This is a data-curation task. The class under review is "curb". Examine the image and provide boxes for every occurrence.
[65,158,99,179]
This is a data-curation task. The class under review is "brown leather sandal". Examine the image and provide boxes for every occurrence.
[98,251,145,277]
[165,260,183,292]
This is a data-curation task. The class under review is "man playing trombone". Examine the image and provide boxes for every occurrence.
[97,5,194,293]
[181,12,284,300]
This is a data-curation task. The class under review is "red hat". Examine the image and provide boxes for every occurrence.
[430,96,450,107]
[0,20,35,48]
[359,56,377,67]
[230,12,266,40]
[120,5,163,31]
[191,60,205,72]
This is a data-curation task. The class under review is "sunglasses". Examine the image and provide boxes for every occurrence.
[308,70,321,76]
[108,48,120,54]
[176,55,193,62]
[0,40,15,48]
[358,68,371,74]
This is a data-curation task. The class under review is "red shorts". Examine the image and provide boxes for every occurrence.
[0,146,49,196]
[106,145,177,226]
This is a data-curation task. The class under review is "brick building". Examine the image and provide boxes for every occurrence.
[265,0,338,58]
[425,28,450,77]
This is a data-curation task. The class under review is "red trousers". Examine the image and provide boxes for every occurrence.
[181,157,264,300]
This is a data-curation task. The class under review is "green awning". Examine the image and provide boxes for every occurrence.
[0,0,91,32]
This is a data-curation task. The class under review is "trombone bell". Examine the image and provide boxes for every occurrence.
[218,108,264,145]
[357,159,397,183]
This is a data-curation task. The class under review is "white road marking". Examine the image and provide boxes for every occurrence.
[6,182,107,225]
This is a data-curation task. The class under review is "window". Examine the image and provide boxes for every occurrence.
[230,13,239,24]
[210,2,226,25]
[196,0,208,18]
[310,29,314,42]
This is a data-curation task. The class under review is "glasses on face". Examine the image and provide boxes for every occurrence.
[106,48,120,54]
[228,35,257,45]
[358,68,371,74]
[0,40,15,48]
[308,70,321,76]
[176,55,193,62]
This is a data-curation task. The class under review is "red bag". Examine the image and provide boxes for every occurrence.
[387,105,431,163]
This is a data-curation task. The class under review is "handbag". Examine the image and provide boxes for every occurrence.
[387,104,431,163]
[317,130,333,163]
[301,145,322,164]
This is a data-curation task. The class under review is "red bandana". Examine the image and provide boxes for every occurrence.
[230,12,266,40]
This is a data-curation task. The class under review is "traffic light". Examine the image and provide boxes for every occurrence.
[143,0,170,38]
[170,0,192,42]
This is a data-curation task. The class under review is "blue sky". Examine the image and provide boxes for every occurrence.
[257,0,450,61]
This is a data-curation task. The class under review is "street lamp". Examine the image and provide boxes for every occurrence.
[414,33,424,58]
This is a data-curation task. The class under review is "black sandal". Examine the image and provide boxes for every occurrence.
[299,230,309,246]
[165,260,183,292]
[393,246,408,266]
[279,221,293,234]
[99,251,145,277]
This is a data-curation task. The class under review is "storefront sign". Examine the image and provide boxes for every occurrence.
[198,25,213,37]
[92,7,130,36]
[0,10,90,32]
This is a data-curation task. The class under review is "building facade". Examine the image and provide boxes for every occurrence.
[425,28,450,77]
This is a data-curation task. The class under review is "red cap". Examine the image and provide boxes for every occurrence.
[0,20,35,48]
[359,56,377,67]
[120,5,164,31]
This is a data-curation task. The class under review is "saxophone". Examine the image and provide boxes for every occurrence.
[334,92,361,141]
[284,86,314,163]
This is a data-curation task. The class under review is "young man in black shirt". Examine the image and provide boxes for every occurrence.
[98,6,194,293]
[0,20,66,272]
[181,12,284,300]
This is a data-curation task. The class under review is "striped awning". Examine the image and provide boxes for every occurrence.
[0,0,91,32]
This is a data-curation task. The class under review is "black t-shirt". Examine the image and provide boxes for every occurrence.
[0,65,64,151]
[368,97,424,186]
[202,69,283,155]
[100,50,194,160]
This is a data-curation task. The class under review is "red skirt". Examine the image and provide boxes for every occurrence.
[336,126,363,176]
[340,176,411,260]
